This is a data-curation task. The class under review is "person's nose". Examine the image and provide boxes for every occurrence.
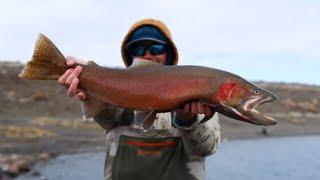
[142,50,153,60]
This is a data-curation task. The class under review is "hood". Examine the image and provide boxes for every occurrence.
[121,18,179,67]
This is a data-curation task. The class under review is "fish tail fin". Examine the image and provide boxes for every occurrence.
[18,33,67,80]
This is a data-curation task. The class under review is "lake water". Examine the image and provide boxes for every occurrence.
[18,135,320,180]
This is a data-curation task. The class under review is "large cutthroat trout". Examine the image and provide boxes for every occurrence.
[19,34,278,128]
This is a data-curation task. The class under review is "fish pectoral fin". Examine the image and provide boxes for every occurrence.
[198,101,218,123]
[142,110,157,129]
[200,101,219,109]
[199,112,215,124]
[82,92,108,119]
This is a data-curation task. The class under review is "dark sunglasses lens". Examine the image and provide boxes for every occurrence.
[132,46,146,56]
[149,44,166,55]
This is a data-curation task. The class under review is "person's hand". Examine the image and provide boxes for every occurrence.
[58,56,87,101]
[175,101,214,122]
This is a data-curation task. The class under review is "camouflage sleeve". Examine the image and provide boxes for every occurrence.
[92,104,123,133]
[174,113,221,157]
[90,105,134,133]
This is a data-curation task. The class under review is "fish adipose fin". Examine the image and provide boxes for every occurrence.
[18,33,67,80]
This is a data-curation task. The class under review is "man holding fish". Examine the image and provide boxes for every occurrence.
[58,19,221,180]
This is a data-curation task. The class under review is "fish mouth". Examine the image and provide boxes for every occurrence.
[239,94,278,126]
[202,92,277,126]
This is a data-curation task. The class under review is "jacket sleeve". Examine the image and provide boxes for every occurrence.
[174,113,221,157]
[91,104,123,133]
[91,105,134,134]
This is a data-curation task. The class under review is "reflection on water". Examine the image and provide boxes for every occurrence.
[19,136,320,180]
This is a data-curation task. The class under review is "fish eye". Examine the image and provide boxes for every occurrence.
[254,90,259,94]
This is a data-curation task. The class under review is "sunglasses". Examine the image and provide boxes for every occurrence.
[131,44,166,57]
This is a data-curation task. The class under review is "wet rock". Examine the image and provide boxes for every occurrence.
[0,153,53,178]
[0,169,11,180]
[10,159,30,174]
[0,154,33,177]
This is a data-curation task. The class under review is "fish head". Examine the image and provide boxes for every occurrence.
[212,78,278,126]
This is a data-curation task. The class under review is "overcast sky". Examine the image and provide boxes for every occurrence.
[0,0,319,85]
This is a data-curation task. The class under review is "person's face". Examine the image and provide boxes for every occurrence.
[130,42,167,65]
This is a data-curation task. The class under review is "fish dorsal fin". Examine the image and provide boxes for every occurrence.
[129,58,160,68]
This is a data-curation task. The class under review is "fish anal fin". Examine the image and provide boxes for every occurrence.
[82,92,107,119]
[200,101,219,109]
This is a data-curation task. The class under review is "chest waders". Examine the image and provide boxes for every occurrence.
[112,135,195,180]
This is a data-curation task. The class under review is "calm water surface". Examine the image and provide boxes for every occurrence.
[18,136,320,180]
